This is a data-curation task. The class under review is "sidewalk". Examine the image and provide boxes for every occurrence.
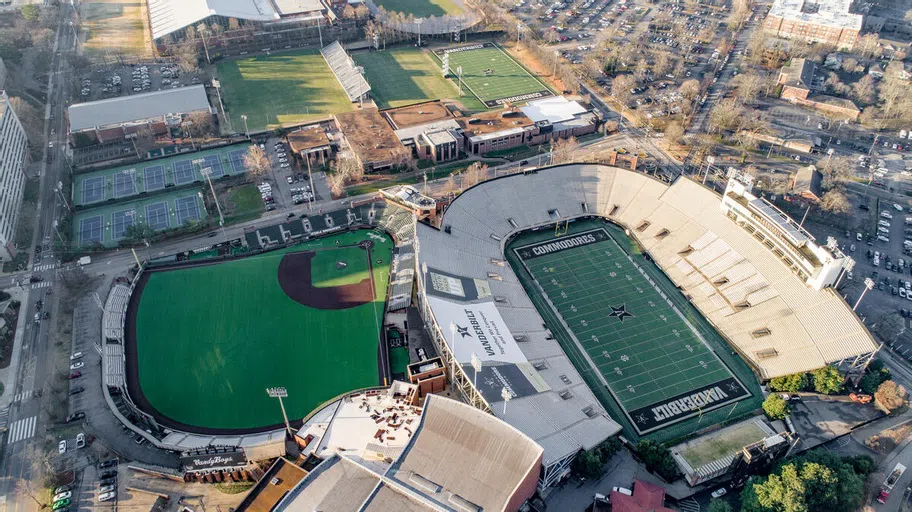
[0,286,30,410]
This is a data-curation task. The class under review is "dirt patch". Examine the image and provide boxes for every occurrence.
[277,244,375,310]
[865,422,912,453]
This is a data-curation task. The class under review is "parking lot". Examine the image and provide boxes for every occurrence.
[76,62,203,103]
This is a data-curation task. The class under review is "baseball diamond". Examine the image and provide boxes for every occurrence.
[509,219,760,438]
[125,229,392,433]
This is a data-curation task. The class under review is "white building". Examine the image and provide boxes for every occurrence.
[0,58,7,90]
[0,91,29,262]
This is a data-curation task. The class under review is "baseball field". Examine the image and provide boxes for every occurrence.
[127,229,392,432]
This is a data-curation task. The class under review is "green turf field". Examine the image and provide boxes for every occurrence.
[353,47,484,111]
[507,219,761,441]
[216,50,355,131]
[432,43,553,108]
[132,230,392,430]
[374,0,463,17]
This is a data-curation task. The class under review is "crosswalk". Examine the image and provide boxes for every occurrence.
[32,264,57,272]
[10,390,35,404]
[7,416,37,444]
[30,281,52,289]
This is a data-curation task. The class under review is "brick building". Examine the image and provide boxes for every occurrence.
[763,0,863,50]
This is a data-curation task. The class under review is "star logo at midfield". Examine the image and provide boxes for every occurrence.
[728,382,742,393]
[608,304,634,322]
[455,325,472,338]
[635,414,648,425]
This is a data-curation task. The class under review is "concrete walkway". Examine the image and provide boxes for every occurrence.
[0,286,30,410]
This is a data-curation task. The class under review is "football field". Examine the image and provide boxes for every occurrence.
[127,230,392,432]
[432,43,554,107]
[510,221,756,437]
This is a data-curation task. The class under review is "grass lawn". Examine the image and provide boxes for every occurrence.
[311,246,371,287]
[432,44,552,107]
[679,421,768,467]
[389,346,409,376]
[353,47,484,111]
[224,184,263,223]
[374,0,463,17]
[132,230,392,430]
[79,0,152,61]
[216,50,355,132]
[344,158,500,196]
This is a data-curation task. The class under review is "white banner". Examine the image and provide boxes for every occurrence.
[427,297,528,365]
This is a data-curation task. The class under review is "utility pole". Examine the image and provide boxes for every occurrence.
[240,114,250,140]
[199,165,227,241]
[266,387,293,438]
[854,278,875,311]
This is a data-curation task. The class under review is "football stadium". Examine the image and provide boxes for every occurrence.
[123,229,393,433]
[432,43,554,107]
[413,163,878,483]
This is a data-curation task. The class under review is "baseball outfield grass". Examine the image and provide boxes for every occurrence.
[131,230,392,431]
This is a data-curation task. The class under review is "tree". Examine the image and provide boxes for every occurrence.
[763,393,791,420]
[874,380,906,411]
[611,74,637,106]
[859,360,890,394]
[840,57,859,74]
[185,111,216,138]
[679,79,701,102]
[7,97,41,146]
[462,162,488,188]
[818,189,850,215]
[708,500,733,512]
[769,373,808,393]
[131,126,157,157]
[817,156,854,189]
[742,451,867,512]
[811,365,844,395]
[243,144,271,181]
[551,136,580,165]
[20,4,39,21]
[123,221,156,245]
[708,99,745,133]
[664,121,685,145]
[851,75,877,106]
[571,449,604,479]
[636,440,681,481]
[855,34,881,59]
[732,71,766,105]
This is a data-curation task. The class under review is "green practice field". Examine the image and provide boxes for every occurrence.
[216,50,355,131]
[432,43,554,108]
[130,230,392,431]
[508,220,761,440]
[353,47,483,111]
[374,0,463,17]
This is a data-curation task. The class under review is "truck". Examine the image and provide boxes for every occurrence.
[76,256,91,267]
[877,463,906,503]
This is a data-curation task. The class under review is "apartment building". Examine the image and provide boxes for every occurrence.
[0,91,29,262]
[763,0,863,50]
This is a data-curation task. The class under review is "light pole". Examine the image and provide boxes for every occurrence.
[266,387,293,438]
[199,165,227,241]
[501,386,512,415]
[834,257,855,289]
[355,66,365,109]
[240,115,250,140]
[449,322,458,388]
[54,181,70,211]
[854,277,875,311]
[471,352,481,390]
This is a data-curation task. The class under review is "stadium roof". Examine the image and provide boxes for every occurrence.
[520,96,588,124]
[148,0,278,39]
[415,164,877,393]
[273,0,324,16]
[280,393,543,512]
[68,85,211,132]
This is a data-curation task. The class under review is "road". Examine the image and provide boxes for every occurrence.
[0,4,77,512]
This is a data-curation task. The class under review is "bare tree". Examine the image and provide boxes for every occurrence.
[327,172,346,197]
[7,97,42,145]
[551,136,581,165]
[818,156,854,188]
[185,111,215,138]
[678,79,701,102]
[132,126,157,157]
[855,34,881,59]
[664,121,685,145]
[820,189,851,214]
[840,57,859,73]
[707,99,744,133]
[611,75,636,106]
[732,71,766,105]
[852,75,877,105]
[462,162,488,188]
[243,144,271,181]
[875,380,906,411]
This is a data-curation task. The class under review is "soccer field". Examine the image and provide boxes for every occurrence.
[432,43,554,107]
[374,0,463,17]
[128,230,392,432]
[353,47,484,111]
[510,221,757,437]
[216,50,355,131]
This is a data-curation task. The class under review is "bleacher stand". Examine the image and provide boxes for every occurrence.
[321,41,371,103]
[103,284,131,388]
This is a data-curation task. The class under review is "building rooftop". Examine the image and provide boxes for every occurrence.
[768,0,863,31]
[383,101,453,130]
[792,165,824,199]
[68,85,211,132]
[335,108,407,168]
[280,391,543,512]
[457,109,536,140]
[422,129,457,146]
[273,0,324,15]
[393,119,461,146]
[148,0,277,40]
[236,459,309,512]
[287,125,332,154]
[809,94,860,112]
[779,58,815,89]
[520,96,588,124]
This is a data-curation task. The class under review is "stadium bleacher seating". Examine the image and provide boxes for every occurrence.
[321,41,371,103]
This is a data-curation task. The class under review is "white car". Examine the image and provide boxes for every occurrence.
[99,485,115,494]
[280,163,291,168]
[711,487,728,498]
[70,352,83,361]
[896,204,905,212]
[58,440,66,454]
[70,362,84,370]
[99,492,116,502]
[53,491,72,501]
[613,487,633,496]
[48,141,54,148]
[76,433,85,449]
[900,288,906,298]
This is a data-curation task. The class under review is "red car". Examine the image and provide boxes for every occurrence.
[69,372,81,379]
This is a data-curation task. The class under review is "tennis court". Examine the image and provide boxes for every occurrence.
[127,229,393,432]
[82,176,105,204]
[432,43,553,108]
[145,202,170,230]
[509,220,758,438]
[228,149,247,171]
[144,166,166,192]
[114,170,138,198]
[112,209,136,240]
[175,195,202,225]
[173,159,196,185]
[79,215,104,244]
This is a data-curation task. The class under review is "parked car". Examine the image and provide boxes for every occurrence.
[58,440,66,454]
[76,433,85,449]
[52,499,70,510]
[70,362,84,370]
[99,458,118,469]
[53,491,72,502]
[99,477,116,487]
[53,486,71,495]
[99,485,115,494]
[68,387,84,396]
[70,352,83,361]
[711,488,728,498]
[66,412,85,423]
[100,470,117,479]
[98,492,116,502]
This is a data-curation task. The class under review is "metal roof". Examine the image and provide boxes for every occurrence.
[148,0,277,39]
[68,85,211,132]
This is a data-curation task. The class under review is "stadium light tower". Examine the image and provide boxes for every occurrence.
[471,352,482,390]
[501,387,512,415]
[449,322,458,387]
[240,115,250,140]
[356,66,365,109]
[854,278,875,311]
[267,387,293,438]
[198,165,227,242]
[834,257,855,289]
